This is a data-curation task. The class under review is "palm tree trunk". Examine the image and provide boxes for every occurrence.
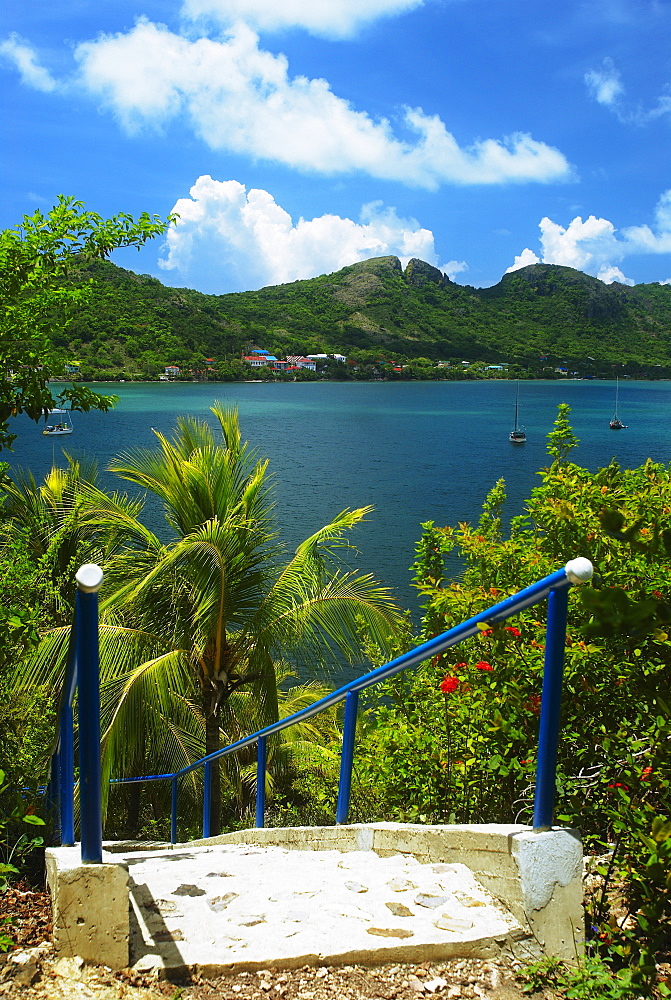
[205,706,222,836]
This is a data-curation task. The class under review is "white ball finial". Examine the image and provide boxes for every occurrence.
[75,563,104,593]
[564,557,593,585]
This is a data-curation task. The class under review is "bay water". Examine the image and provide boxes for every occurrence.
[8,379,671,611]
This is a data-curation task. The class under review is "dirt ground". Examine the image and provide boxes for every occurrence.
[0,885,548,1000]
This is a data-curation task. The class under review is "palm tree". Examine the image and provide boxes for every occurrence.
[20,405,404,834]
[0,455,123,625]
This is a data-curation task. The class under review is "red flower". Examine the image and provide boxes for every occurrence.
[526,694,542,715]
[653,590,663,600]
[475,661,493,672]
[641,767,653,781]
[440,675,459,694]
[479,628,493,638]
[453,662,467,671]
[505,626,521,638]
[607,782,630,792]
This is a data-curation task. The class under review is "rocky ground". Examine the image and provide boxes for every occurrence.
[0,886,546,999]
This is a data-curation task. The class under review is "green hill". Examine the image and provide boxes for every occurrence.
[57,256,671,378]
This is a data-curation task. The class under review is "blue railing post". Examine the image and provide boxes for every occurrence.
[336,689,359,824]
[75,564,104,864]
[202,761,212,838]
[57,627,79,847]
[256,736,266,828]
[59,704,75,846]
[47,751,61,844]
[171,776,178,844]
[533,558,592,831]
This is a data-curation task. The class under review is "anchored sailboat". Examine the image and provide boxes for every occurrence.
[609,378,627,430]
[509,382,526,443]
[43,407,74,436]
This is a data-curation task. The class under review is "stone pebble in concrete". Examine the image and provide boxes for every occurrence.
[125,843,525,975]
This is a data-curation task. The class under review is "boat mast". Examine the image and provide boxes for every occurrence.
[614,377,619,420]
[514,381,520,431]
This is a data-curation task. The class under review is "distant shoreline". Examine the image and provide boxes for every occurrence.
[75,376,671,386]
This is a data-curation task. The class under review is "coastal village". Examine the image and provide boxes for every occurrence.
[161,349,348,378]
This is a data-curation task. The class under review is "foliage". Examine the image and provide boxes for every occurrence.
[0,767,45,895]
[14,406,404,837]
[54,255,671,380]
[0,531,56,886]
[353,405,671,992]
[0,763,45,952]
[0,535,41,675]
[0,195,174,448]
[0,455,113,626]
[517,955,639,999]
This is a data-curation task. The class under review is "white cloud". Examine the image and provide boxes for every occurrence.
[507,190,671,283]
[597,265,633,285]
[181,0,424,38]
[0,33,57,92]
[585,57,624,107]
[623,190,671,253]
[507,213,627,279]
[158,175,452,292]
[506,247,540,272]
[537,214,621,270]
[585,56,671,125]
[72,20,571,189]
[442,259,468,279]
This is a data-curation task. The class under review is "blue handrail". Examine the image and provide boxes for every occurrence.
[48,627,78,847]
[109,557,593,842]
[49,564,105,863]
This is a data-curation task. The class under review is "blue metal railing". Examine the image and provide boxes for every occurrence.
[108,556,593,842]
[48,564,105,864]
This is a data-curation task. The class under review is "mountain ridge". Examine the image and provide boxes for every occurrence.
[58,256,671,377]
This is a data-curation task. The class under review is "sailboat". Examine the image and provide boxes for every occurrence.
[509,382,526,443]
[43,407,74,436]
[609,378,627,430]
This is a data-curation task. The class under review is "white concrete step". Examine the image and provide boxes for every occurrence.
[47,823,584,974]
[126,842,527,976]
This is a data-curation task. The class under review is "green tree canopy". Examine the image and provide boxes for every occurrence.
[0,195,174,449]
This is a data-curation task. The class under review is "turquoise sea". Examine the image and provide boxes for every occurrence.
[8,379,671,610]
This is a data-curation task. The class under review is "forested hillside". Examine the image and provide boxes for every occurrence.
[57,255,671,378]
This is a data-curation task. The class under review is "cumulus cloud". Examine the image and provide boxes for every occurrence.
[507,247,540,271]
[71,20,571,189]
[158,175,454,292]
[507,189,671,283]
[597,265,633,285]
[181,0,424,38]
[0,33,57,92]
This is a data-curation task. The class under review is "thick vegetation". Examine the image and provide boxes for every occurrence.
[346,407,670,997]
[0,407,670,995]
[58,255,671,380]
[7,408,404,838]
[0,196,173,449]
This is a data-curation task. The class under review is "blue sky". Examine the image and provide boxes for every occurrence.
[2,0,671,295]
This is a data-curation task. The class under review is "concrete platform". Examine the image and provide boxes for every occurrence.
[127,843,527,976]
[46,823,584,975]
